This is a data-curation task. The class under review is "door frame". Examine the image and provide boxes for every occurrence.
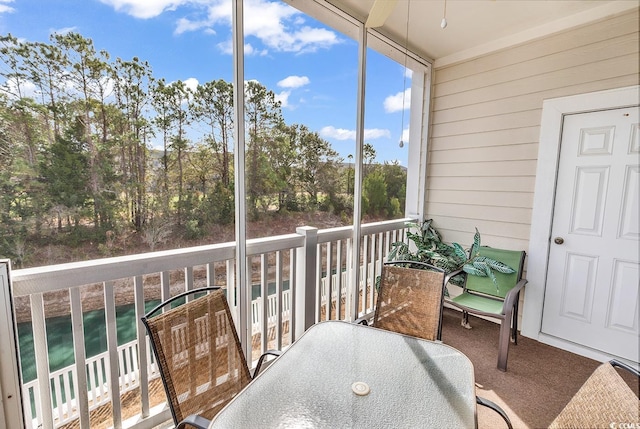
[0,260,24,429]
[522,85,640,362]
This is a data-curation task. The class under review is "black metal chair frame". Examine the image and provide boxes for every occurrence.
[142,286,280,429]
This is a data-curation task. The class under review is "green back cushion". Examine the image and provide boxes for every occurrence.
[465,247,524,298]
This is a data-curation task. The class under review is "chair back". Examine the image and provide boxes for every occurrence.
[549,360,639,428]
[465,247,525,298]
[142,287,251,425]
[373,262,446,341]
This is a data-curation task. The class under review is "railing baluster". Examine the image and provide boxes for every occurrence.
[260,254,268,355]
[70,287,90,427]
[51,373,62,424]
[88,362,99,406]
[104,280,122,428]
[185,266,194,294]
[118,344,127,388]
[9,219,410,429]
[345,236,355,320]
[289,249,297,341]
[324,241,332,321]
[315,242,322,323]
[361,234,369,315]
[336,240,343,320]
[31,292,53,429]
[134,275,150,418]
[275,250,283,349]
[369,233,376,313]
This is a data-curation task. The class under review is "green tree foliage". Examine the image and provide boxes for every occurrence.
[245,80,283,220]
[363,169,387,216]
[293,125,341,211]
[40,119,90,228]
[112,57,153,231]
[190,79,234,188]
[0,31,409,265]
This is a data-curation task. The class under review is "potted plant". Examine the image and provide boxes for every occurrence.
[388,219,515,292]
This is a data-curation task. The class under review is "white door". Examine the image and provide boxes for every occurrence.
[541,106,639,363]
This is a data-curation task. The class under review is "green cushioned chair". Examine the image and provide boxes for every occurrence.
[447,246,527,372]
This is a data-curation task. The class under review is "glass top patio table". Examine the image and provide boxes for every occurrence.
[208,320,477,429]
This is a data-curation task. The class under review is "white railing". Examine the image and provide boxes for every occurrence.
[21,339,159,428]
[8,218,411,429]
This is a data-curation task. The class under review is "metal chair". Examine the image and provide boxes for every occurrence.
[361,262,513,428]
[549,359,639,428]
[477,396,513,429]
[141,287,280,429]
[446,247,527,371]
[358,261,447,341]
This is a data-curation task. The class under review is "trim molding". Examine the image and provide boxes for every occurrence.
[521,85,640,360]
[435,2,639,68]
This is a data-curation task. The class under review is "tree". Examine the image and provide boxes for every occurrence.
[26,40,69,139]
[245,80,283,220]
[382,161,406,216]
[112,57,153,231]
[151,79,192,225]
[53,32,112,227]
[362,143,376,178]
[294,125,341,210]
[190,79,234,188]
[363,169,387,216]
[270,123,300,211]
[40,118,90,229]
[0,34,30,100]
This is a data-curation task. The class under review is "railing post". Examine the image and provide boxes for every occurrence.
[295,226,317,339]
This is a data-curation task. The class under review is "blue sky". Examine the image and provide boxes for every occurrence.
[0,0,410,164]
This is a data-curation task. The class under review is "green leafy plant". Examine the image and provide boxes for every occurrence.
[388,219,515,291]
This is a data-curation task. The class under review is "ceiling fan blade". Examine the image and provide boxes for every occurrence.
[365,0,398,28]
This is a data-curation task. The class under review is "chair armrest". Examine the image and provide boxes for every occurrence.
[476,396,513,429]
[611,359,640,377]
[254,350,282,377]
[354,317,369,325]
[444,268,465,287]
[177,414,212,429]
[502,278,528,314]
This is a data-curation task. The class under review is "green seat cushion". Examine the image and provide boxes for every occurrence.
[465,247,524,298]
[450,291,505,316]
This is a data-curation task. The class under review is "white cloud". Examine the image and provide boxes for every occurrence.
[384,88,411,113]
[0,0,14,14]
[50,26,78,36]
[277,75,309,89]
[99,0,340,54]
[321,126,354,141]
[3,77,37,99]
[275,90,290,108]
[320,126,390,141]
[183,77,199,92]
[175,17,210,35]
[98,0,188,19]
[365,128,391,140]
[217,40,267,56]
[207,0,338,53]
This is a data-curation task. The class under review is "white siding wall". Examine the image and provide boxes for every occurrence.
[427,8,639,325]
[426,8,639,251]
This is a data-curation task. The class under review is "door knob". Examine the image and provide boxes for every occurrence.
[554,237,564,245]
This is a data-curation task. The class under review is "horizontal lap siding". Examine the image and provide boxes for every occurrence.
[425,8,640,251]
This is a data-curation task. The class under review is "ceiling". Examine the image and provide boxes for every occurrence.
[286,0,637,67]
